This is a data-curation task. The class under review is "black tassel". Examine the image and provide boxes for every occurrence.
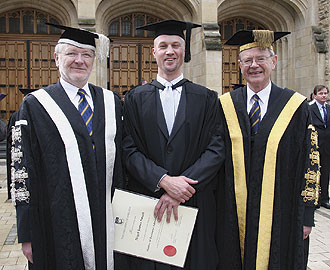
[184,22,193,63]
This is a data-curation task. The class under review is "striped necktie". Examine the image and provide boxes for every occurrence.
[322,105,327,127]
[249,94,261,134]
[78,88,93,136]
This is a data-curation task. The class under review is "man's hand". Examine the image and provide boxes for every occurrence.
[159,175,198,203]
[22,242,33,263]
[154,193,181,223]
[303,226,312,239]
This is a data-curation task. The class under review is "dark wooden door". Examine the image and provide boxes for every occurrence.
[109,41,157,95]
[0,39,59,121]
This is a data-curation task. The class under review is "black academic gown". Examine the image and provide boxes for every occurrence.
[310,102,330,203]
[6,111,17,200]
[12,82,123,270]
[122,80,225,270]
[217,84,318,270]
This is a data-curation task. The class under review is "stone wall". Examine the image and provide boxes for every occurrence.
[318,0,329,85]
[0,0,329,94]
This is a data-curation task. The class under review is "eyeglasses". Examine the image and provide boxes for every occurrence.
[63,51,94,59]
[240,55,273,66]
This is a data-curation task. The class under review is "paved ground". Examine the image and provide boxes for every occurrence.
[0,161,27,270]
[0,160,329,269]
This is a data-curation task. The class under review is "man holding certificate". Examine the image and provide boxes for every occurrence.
[122,20,225,269]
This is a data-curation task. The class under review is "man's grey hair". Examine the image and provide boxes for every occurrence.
[54,43,66,54]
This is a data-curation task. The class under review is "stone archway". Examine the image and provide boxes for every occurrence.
[218,0,306,92]
[96,0,200,93]
[96,0,198,29]
[0,0,76,26]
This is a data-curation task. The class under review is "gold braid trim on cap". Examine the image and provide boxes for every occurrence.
[239,30,274,52]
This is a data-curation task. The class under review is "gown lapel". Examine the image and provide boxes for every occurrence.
[47,82,86,131]
[156,88,169,140]
[312,103,323,123]
[232,86,251,136]
[151,78,188,143]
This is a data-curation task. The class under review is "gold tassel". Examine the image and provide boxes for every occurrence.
[252,30,274,50]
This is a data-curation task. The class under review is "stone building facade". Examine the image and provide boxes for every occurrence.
[0,0,328,119]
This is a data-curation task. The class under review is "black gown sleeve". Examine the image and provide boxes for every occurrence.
[6,112,17,200]
[11,99,37,243]
[301,117,320,227]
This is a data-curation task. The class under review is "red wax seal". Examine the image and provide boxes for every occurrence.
[163,245,177,257]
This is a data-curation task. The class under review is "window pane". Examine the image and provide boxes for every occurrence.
[108,14,160,38]
[23,11,34,33]
[224,24,233,40]
[37,13,47,34]
[109,21,119,36]
[121,21,131,36]
[9,14,19,33]
[0,17,5,33]
[49,18,61,34]
[134,18,144,37]
[146,16,157,38]
[236,23,244,31]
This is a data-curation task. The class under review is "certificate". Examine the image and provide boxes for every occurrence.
[112,189,198,268]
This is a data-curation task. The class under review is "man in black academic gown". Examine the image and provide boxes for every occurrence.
[310,85,330,209]
[123,20,225,270]
[217,30,320,269]
[11,24,123,270]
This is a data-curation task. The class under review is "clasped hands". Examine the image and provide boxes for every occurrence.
[154,175,198,223]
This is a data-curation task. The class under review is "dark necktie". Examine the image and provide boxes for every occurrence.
[78,89,93,136]
[322,105,327,127]
[249,94,261,134]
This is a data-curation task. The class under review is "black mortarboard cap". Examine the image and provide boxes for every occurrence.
[225,30,290,52]
[19,88,37,96]
[136,19,201,62]
[46,23,99,51]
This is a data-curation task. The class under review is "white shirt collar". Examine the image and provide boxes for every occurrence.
[247,81,272,105]
[157,74,184,93]
[315,100,326,109]
[60,77,91,100]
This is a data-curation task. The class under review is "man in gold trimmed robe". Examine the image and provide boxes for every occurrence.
[216,30,319,269]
